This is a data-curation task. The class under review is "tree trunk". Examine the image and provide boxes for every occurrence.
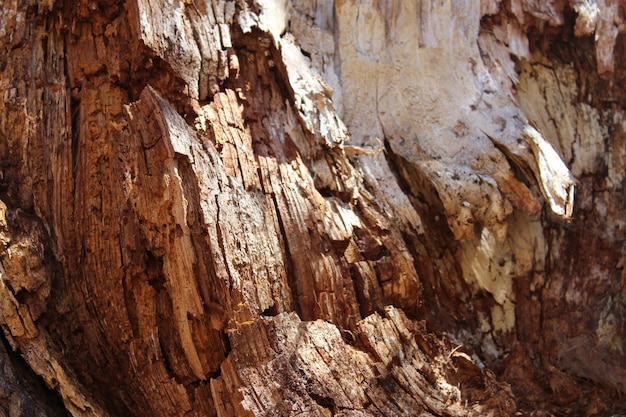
[0,0,625,416]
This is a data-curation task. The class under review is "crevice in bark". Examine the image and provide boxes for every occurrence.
[157,334,178,380]
[127,51,201,123]
[380,138,464,323]
[231,26,295,112]
[309,392,337,416]
[485,133,541,198]
[121,272,139,338]
[70,94,80,179]
[145,250,165,291]
[271,193,303,321]
[0,328,70,417]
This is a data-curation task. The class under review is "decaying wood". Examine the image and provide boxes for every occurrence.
[0,0,625,416]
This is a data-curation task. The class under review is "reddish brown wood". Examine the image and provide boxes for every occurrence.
[0,1,625,416]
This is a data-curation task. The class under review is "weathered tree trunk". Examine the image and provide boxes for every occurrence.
[1,0,625,416]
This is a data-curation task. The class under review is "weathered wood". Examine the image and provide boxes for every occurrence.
[214,307,515,416]
[0,0,625,416]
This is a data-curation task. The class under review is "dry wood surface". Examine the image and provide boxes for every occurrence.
[0,1,625,416]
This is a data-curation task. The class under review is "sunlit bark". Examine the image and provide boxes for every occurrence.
[0,1,625,416]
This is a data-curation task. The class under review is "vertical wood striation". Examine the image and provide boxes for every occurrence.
[0,0,625,416]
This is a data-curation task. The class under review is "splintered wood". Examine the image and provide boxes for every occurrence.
[213,308,514,417]
[0,0,625,416]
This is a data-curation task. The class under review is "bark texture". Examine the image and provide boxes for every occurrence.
[0,0,625,416]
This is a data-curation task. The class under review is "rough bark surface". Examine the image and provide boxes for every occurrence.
[0,0,625,416]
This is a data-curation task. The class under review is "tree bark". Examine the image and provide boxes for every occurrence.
[0,0,625,416]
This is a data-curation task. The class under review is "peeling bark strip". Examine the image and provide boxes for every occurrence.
[1,0,625,416]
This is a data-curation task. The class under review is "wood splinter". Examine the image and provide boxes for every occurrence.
[343,136,383,157]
